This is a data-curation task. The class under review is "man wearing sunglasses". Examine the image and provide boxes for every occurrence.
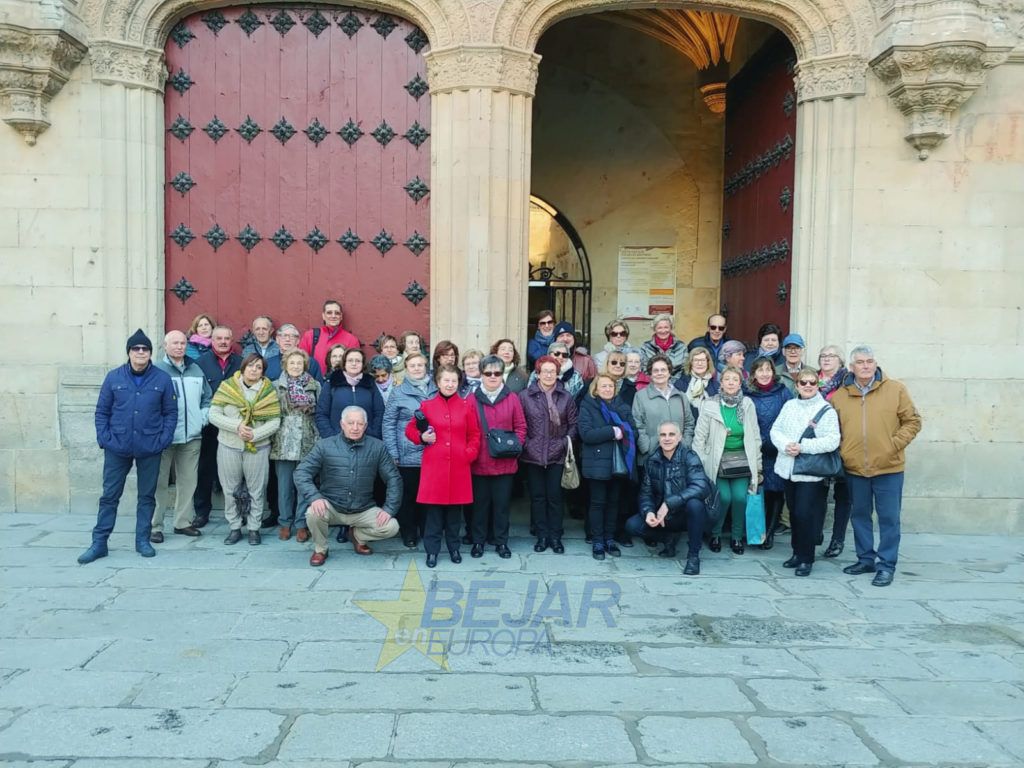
[78,329,178,564]
[687,314,732,360]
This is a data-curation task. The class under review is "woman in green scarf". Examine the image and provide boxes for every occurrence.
[210,353,281,546]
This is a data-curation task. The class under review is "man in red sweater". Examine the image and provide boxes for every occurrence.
[299,299,360,372]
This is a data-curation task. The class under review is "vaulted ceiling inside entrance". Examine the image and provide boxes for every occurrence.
[603,10,741,114]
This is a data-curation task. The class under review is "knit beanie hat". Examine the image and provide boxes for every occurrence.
[553,321,576,338]
[369,354,393,373]
[126,328,153,353]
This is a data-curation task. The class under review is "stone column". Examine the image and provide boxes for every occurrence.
[425,45,540,351]
[789,55,864,352]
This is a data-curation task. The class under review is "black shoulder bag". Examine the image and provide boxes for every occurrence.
[476,398,523,459]
[792,404,844,478]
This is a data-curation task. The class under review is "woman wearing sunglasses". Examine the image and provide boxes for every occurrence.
[593,318,631,372]
[526,341,585,402]
[769,367,841,576]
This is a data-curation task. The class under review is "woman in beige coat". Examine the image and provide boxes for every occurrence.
[692,366,762,554]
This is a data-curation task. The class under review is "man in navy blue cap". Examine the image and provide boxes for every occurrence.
[78,329,178,564]
[776,333,806,395]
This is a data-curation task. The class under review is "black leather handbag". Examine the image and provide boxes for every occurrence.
[476,399,523,459]
[793,404,844,478]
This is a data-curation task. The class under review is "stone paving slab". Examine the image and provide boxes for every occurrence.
[0,586,119,613]
[636,646,817,678]
[639,574,782,597]
[131,672,239,707]
[275,713,394,760]
[85,638,290,672]
[0,637,111,668]
[103,566,320,590]
[914,648,1024,680]
[226,671,535,711]
[879,679,1024,716]
[925,598,1024,624]
[392,713,636,761]
[0,565,113,587]
[638,715,758,764]
[620,592,780,619]
[23,608,241,641]
[748,715,880,765]
[537,674,754,713]
[0,706,286,759]
[0,669,150,707]
[792,648,938,680]
[845,621,1022,651]
[839,598,943,625]
[747,679,906,715]
[856,716,1018,764]
[975,721,1024,761]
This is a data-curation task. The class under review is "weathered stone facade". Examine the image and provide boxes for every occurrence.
[1,0,1021,530]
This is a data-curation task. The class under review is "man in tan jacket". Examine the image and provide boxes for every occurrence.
[831,345,922,587]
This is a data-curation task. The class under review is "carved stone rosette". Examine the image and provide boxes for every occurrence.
[90,40,167,92]
[871,42,1012,158]
[425,45,540,97]
[0,24,88,144]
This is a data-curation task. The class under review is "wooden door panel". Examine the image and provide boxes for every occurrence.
[720,32,796,347]
[164,7,431,349]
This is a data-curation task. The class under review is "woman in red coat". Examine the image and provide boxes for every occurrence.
[405,365,481,568]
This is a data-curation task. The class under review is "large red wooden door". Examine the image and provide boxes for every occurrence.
[164,7,431,348]
[719,32,796,347]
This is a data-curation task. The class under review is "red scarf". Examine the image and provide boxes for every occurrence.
[654,334,674,352]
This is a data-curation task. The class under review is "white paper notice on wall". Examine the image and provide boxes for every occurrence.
[617,246,677,320]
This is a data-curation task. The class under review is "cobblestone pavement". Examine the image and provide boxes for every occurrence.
[0,508,1022,767]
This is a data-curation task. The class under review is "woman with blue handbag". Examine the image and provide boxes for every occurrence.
[579,373,637,560]
[770,367,841,576]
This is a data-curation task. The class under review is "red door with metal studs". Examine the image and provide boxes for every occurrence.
[719,32,796,347]
[163,7,431,352]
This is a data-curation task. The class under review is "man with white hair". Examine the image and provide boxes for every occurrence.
[151,330,212,541]
[832,345,922,587]
[265,323,323,382]
[294,406,401,566]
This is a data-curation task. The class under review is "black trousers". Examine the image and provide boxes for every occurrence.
[588,478,621,543]
[423,504,462,555]
[787,480,828,563]
[472,474,514,546]
[826,475,851,543]
[192,424,219,518]
[624,497,706,557]
[396,466,424,542]
[526,463,564,541]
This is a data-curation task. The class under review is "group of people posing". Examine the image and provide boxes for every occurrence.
[79,303,922,587]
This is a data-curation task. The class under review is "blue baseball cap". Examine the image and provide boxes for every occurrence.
[782,333,805,348]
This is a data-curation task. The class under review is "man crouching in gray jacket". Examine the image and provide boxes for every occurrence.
[295,405,401,566]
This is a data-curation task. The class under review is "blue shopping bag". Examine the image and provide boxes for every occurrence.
[745,490,766,545]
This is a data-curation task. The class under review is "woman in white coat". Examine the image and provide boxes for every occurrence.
[770,366,841,576]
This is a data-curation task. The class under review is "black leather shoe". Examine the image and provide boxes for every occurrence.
[403,538,418,549]
[760,533,775,550]
[823,539,844,558]
[795,562,813,577]
[783,555,800,568]
[248,530,261,546]
[709,536,722,553]
[425,553,438,568]
[592,545,605,561]
[534,538,548,553]
[336,526,349,543]
[683,556,700,575]
[224,529,243,545]
[550,539,565,554]
[449,550,462,564]
[843,561,876,575]
[149,531,164,543]
[174,526,202,537]
[471,543,484,558]
[605,541,621,558]
[730,539,745,555]
[872,570,894,587]
[192,515,209,529]
[496,544,512,559]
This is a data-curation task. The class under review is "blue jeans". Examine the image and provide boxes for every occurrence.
[92,449,161,545]
[847,471,904,571]
[275,460,306,529]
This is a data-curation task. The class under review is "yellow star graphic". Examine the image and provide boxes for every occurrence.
[354,560,458,671]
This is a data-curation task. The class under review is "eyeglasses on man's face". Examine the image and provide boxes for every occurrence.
[708,324,725,331]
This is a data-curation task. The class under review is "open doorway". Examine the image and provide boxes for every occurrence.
[528,195,593,348]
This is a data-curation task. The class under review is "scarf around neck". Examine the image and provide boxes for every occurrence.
[654,334,674,352]
[719,389,744,408]
[212,372,281,452]
[189,334,211,348]
[285,373,315,411]
[599,399,636,474]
